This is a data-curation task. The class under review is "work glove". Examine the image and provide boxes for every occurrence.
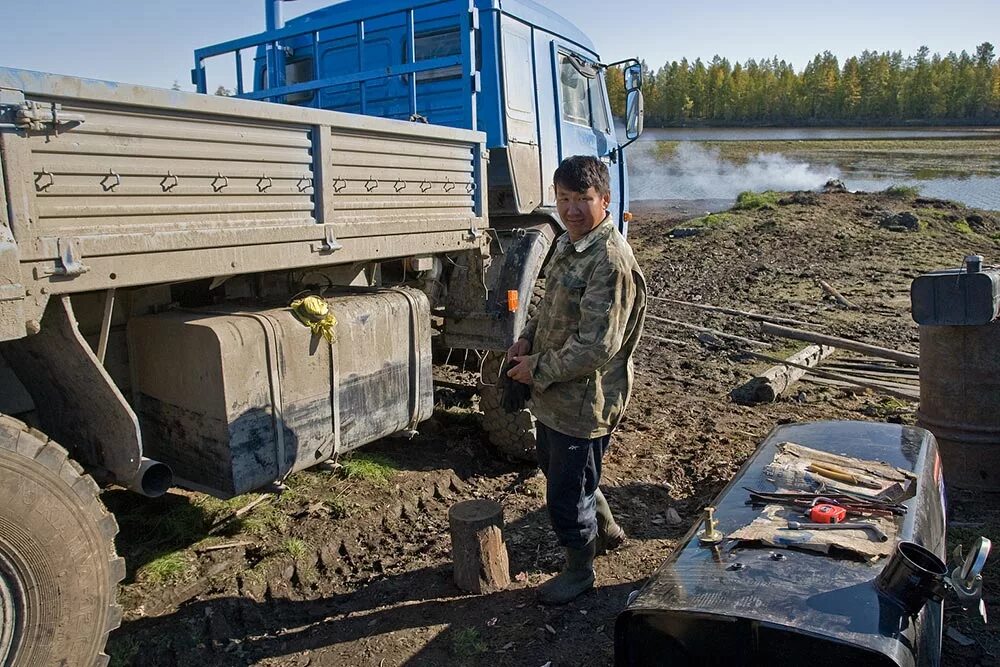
[500,360,531,413]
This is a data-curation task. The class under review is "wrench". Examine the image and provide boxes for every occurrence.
[784,520,888,542]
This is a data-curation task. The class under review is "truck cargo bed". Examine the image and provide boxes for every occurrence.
[0,67,487,335]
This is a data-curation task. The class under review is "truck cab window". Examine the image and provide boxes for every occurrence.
[590,75,610,134]
[414,27,462,81]
[259,56,315,103]
[558,53,590,126]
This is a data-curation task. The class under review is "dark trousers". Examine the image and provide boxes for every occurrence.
[535,421,611,549]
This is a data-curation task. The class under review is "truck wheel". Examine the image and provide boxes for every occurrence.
[478,283,544,462]
[0,415,124,667]
[479,351,538,461]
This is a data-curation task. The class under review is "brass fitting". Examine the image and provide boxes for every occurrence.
[698,506,724,545]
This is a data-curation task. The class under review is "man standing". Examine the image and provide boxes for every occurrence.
[506,155,646,605]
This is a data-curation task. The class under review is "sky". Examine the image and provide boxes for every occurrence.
[0,0,997,91]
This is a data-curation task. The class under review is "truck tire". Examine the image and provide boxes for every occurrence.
[0,415,124,667]
[478,283,544,461]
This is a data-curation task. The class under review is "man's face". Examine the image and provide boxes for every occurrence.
[555,183,610,241]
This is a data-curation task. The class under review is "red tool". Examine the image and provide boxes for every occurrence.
[808,503,847,524]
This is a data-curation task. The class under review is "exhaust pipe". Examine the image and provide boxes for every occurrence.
[127,457,173,498]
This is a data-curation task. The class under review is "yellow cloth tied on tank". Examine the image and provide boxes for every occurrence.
[290,295,337,342]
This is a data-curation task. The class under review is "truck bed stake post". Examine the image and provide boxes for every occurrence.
[97,288,116,365]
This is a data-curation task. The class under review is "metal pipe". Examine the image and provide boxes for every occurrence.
[265,0,284,31]
[128,457,173,498]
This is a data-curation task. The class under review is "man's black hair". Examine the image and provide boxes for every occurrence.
[553,155,610,196]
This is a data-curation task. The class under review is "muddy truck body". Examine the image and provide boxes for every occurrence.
[0,0,644,663]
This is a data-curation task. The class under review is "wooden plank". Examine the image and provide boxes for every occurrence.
[760,322,919,366]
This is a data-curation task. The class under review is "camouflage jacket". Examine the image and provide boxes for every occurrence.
[521,216,646,439]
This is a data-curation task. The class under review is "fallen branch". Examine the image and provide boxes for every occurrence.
[816,278,858,309]
[759,322,919,366]
[208,493,271,535]
[648,314,771,348]
[648,295,820,327]
[736,344,836,403]
[194,541,255,553]
[741,349,919,401]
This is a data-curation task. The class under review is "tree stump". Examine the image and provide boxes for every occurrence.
[448,499,510,594]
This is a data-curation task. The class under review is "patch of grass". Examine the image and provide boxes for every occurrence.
[451,627,487,658]
[734,190,780,211]
[138,551,192,584]
[282,538,310,559]
[339,452,397,486]
[192,493,254,521]
[863,396,915,420]
[324,494,349,519]
[953,220,973,234]
[915,207,947,221]
[241,503,288,535]
[884,184,921,199]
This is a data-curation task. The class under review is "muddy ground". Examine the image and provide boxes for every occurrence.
[107,188,999,666]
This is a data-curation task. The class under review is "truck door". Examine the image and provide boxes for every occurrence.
[552,46,620,225]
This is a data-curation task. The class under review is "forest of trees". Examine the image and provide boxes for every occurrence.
[607,43,1000,126]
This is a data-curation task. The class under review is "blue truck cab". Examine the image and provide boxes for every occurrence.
[194,0,644,231]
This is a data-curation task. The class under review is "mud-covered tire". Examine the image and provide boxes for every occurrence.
[0,414,124,667]
[478,283,545,461]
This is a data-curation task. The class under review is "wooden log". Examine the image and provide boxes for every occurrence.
[737,344,836,403]
[648,295,821,327]
[741,349,919,401]
[759,322,919,366]
[448,499,510,594]
[648,314,771,348]
[816,278,858,309]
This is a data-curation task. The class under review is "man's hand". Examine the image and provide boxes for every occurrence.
[506,337,531,361]
[506,356,534,385]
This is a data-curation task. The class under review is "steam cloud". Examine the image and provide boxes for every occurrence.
[628,141,842,201]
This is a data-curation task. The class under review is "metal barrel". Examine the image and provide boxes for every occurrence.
[917,322,1000,489]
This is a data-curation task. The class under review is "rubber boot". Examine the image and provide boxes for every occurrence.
[595,487,626,555]
[537,540,596,605]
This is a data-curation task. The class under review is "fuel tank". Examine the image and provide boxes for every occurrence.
[127,287,432,497]
[615,421,947,667]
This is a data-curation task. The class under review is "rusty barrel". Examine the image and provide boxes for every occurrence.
[917,322,1000,489]
[912,256,1000,490]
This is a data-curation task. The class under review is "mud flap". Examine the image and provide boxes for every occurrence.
[3,296,145,485]
[0,241,25,342]
[442,223,555,350]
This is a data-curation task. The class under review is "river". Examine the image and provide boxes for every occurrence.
[627,126,1000,210]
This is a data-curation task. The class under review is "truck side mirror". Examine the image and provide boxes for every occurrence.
[624,63,642,91]
[625,89,644,141]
